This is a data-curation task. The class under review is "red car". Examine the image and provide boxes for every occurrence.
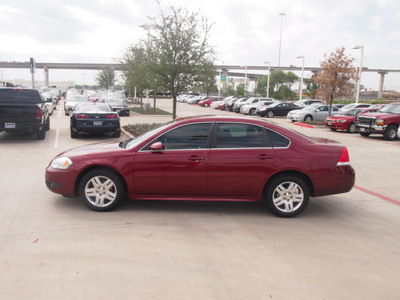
[325,108,379,133]
[198,96,224,107]
[45,116,355,218]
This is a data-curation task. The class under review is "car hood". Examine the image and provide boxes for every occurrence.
[326,115,354,120]
[57,141,124,158]
[360,112,399,119]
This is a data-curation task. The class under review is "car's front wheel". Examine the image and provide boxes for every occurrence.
[79,169,125,212]
[267,111,274,118]
[249,108,256,115]
[347,122,357,133]
[264,176,309,218]
[383,125,398,141]
[304,115,313,122]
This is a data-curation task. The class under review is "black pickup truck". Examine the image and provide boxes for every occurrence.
[0,88,50,140]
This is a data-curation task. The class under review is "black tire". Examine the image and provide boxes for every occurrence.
[45,117,50,131]
[36,127,46,140]
[304,115,313,122]
[204,103,209,107]
[267,111,274,118]
[264,176,309,218]
[330,128,337,132]
[113,130,121,138]
[347,122,356,133]
[249,108,256,116]
[70,128,78,138]
[359,132,370,137]
[79,169,125,212]
[383,125,398,141]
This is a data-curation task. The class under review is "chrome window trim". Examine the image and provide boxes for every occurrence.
[138,121,213,152]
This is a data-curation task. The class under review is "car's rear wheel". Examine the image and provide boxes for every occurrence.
[347,122,356,133]
[70,128,78,138]
[267,111,274,118]
[383,125,398,141]
[79,169,125,212]
[264,176,309,218]
[36,127,46,140]
[45,117,50,131]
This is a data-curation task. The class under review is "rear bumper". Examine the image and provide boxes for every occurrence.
[0,122,42,133]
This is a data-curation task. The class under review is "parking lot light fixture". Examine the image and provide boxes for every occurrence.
[352,45,364,104]
[263,61,271,98]
[296,56,304,101]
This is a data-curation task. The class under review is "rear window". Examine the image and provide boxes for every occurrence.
[0,89,43,104]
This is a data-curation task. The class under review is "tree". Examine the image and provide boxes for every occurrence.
[96,67,114,90]
[305,76,319,99]
[122,43,152,103]
[148,3,215,119]
[315,47,356,113]
[194,58,218,95]
[255,70,298,100]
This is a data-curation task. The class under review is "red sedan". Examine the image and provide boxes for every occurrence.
[45,116,355,218]
[198,96,224,107]
[325,108,379,133]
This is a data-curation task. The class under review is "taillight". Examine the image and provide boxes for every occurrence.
[107,115,117,119]
[76,115,88,119]
[337,147,350,166]
[36,109,42,120]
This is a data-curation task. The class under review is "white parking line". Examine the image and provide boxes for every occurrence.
[57,108,62,118]
[54,129,59,148]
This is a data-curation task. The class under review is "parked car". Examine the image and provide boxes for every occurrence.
[325,108,380,133]
[70,102,121,138]
[187,95,208,104]
[46,115,355,218]
[287,104,340,122]
[293,99,325,107]
[103,97,130,116]
[0,88,50,140]
[240,98,276,115]
[257,102,301,118]
[198,96,224,107]
[64,95,90,115]
[226,97,247,112]
[338,103,371,113]
[234,97,271,113]
[42,92,55,115]
[356,102,400,140]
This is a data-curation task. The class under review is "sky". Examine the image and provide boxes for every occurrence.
[1,0,400,91]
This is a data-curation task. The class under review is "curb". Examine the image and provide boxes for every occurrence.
[294,122,314,129]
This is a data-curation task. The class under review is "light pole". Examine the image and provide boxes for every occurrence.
[263,61,271,98]
[296,56,304,101]
[278,13,285,67]
[352,45,364,103]
[241,66,248,96]
[81,73,85,91]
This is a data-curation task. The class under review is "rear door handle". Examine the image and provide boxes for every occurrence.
[188,155,204,162]
[257,154,274,160]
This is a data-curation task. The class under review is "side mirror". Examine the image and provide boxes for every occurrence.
[149,141,164,152]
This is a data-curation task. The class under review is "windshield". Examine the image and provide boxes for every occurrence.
[379,103,400,114]
[105,98,126,104]
[345,109,363,116]
[303,105,320,111]
[125,121,174,149]
[341,103,356,110]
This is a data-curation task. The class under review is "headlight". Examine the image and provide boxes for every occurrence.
[375,119,386,126]
[338,120,347,123]
[50,157,73,169]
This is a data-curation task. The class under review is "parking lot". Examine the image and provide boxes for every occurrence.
[0,98,399,299]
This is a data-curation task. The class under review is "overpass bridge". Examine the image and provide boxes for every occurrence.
[1,61,399,98]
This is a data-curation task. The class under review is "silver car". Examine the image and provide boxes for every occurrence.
[287,104,340,122]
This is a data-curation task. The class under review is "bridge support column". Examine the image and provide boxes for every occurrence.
[44,67,49,86]
[378,71,387,99]
[222,68,228,95]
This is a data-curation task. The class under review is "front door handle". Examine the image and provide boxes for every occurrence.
[188,155,204,162]
[257,154,274,160]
